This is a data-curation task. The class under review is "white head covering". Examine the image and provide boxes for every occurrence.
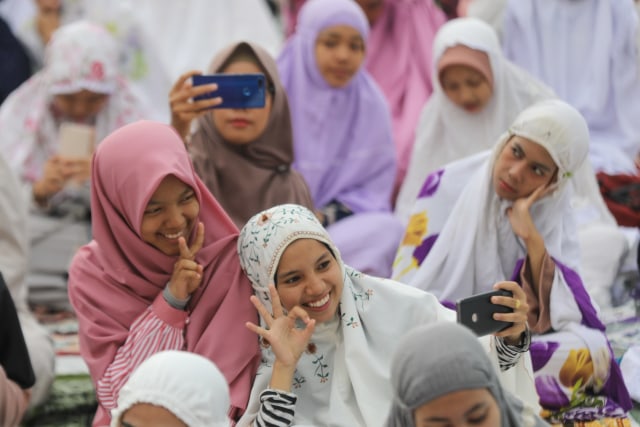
[394,99,587,298]
[0,20,146,183]
[110,350,231,427]
[386,322,547,427]
[237,204,454,427]
[396,17,555,223]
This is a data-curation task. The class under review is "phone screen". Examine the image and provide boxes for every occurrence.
[57,122,95,158]
[456,289,513,336]
[192,73,266,109]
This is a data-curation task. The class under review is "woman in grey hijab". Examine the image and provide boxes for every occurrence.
[386,322,547,427]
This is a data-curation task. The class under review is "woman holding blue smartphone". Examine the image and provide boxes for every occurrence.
[393,100,633,424]
[169,41,314,228]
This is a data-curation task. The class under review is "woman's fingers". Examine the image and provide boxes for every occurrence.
[250,295,274,326]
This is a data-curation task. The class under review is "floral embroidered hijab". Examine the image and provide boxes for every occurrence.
[237,204,453,426]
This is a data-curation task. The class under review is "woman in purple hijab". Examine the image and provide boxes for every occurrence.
[277,0,402,278]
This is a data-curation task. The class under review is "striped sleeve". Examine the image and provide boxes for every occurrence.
[96,293,187,411]
[495,329,531,371]
[253,389,297,427]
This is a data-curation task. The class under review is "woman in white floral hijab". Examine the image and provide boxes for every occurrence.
[236,204,534,427]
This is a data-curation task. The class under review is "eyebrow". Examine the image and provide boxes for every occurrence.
[513,142,553,173]
[147,187,193,206]
[276,251,331,283]
[421,402,487,423]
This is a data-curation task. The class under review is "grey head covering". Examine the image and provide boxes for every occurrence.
[386,322,545,427]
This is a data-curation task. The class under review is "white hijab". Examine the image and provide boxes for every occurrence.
[110,350,231,427]
[396,17,555,223]
[394,100,588,300]
[237,204,455,427]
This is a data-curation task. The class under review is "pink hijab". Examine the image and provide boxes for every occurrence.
[365,0,446,188]
[67,121,259,420]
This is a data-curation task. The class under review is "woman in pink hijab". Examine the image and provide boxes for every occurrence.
[67,120,260,426]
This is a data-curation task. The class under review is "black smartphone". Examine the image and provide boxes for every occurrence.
[456,289,514,336]
[192,73,266,109]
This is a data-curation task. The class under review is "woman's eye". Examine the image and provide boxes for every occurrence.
[533,166,545,176]
[143,207,161,216]
[285,275,301,285]
[511,146,522,158]
[350,42,364,51]
[317,260,331,271]
[181,192,195,203]
[323,40,338,48]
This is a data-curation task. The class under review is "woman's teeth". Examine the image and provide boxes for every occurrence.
[163,231,183,239]
[307,293,330,308]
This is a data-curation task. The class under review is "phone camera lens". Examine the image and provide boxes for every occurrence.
[242,87,251,97]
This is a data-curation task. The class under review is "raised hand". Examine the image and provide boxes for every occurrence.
[490,281,529,345]
[169,70,222,142]
[506,182,557,241]
[168,222,205,300]
[246,284,316,368]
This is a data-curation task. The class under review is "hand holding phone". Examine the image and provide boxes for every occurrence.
[456,289,514,336]
[192,73,266,109]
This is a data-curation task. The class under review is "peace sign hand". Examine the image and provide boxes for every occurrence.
[246,284,316,368]
[168,222,205,300]
[506,183,557,241]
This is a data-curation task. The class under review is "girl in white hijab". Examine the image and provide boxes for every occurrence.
[236,204,535,427]
[110,350,231,427]
[395,17,554,223]
[393,100,633,424]
[386,322,547,427]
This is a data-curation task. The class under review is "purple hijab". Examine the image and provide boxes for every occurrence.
[277,0,396,213]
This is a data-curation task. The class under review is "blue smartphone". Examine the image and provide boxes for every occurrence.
[192,73,266,109]
[456,289,514,336]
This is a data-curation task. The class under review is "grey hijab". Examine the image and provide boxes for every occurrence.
[386,322,546,427]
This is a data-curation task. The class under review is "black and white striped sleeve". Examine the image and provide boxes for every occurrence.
[495,328,531,371]
[253,389,298,427]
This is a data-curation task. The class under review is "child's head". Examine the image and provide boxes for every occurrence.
[238,204,345,323]
[45,21,118,122]
[432,18,502,114]
[387,323,518,427]
[438,45,493,113]
[491,99,589,201]
[298,0,369,88]
[208,43,275,145]
[111,350,231,427]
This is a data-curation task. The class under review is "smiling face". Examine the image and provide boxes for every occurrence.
[119,403,187,427]
[492,136,558,201]
[52,89,109,122]
[440,65,492,113]
[211,60,273,145]
[413,389,501,427]
[315,25,366,88]
[140,175,200,256]
[275,238,343,323]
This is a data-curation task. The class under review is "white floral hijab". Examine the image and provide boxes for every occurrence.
[237,204,454,426]
[0,20,146,182]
